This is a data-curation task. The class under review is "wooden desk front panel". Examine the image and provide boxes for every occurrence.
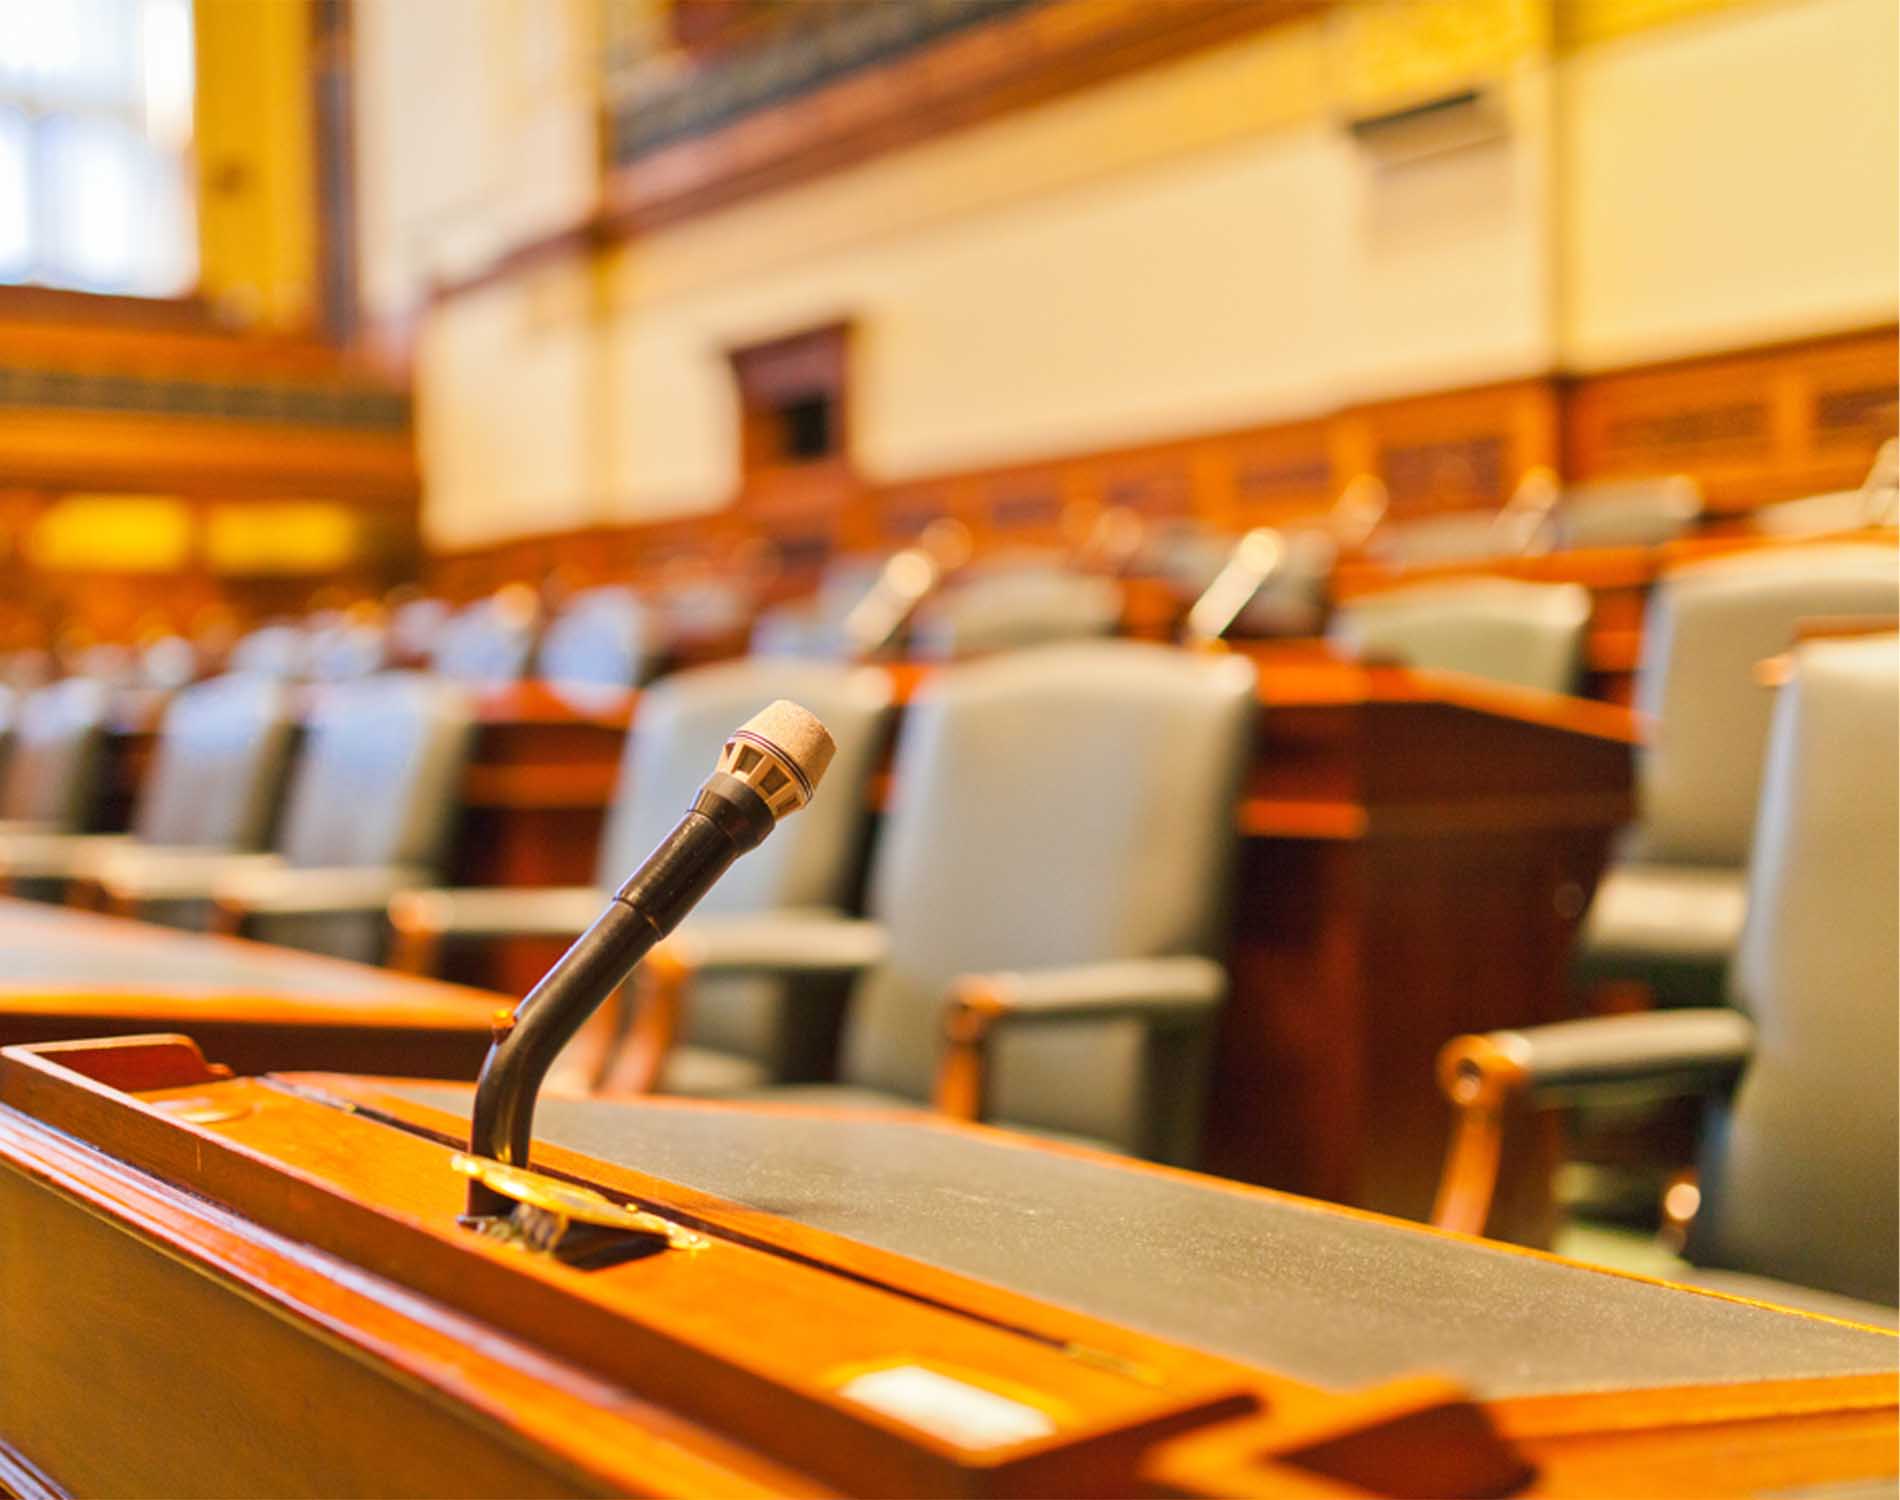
[0,1041,1889,1500]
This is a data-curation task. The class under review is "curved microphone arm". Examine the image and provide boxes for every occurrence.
[463,702,833,1218]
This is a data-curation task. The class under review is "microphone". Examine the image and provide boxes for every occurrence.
[464,700,835,1216]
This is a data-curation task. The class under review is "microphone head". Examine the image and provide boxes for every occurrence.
[718,700,835,818]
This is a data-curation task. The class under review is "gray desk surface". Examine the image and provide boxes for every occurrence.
[389,1086,1898,1400]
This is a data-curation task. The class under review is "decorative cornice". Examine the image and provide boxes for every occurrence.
[601,0,1321,234]
[609,0,1039,163]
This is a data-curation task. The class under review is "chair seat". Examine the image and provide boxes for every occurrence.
[1682,1267,1899,1332]
[1573,862,1749,1006]
[659,1044,775,1097]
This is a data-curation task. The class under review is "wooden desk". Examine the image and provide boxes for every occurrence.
[0,900,498,1078]
[1219,653,1633,1236]
[0,1034,1890,1497]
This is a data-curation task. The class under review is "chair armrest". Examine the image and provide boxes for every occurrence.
[0,831,132,881]
[1442,1010,1758,1104]
[935,957,1226,1120]
[213,863,433,918]
[389,886,605,941]
[1431,1009,1756,1237]
[951,956,1227,1027]
[384,885,607,976]
[92,848,281,904]
[667,910,889,976]
[595,911,888,1096]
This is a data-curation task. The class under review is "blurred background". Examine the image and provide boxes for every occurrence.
[0,0,1893,665]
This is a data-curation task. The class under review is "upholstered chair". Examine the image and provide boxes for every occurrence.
[0,677,112,837]
[0,674,294,914]
[429,588,541,686]
[1553,477,1702,550]
[302,612,388,681]
[534,587,657,690]
[907,569,1122,660]
[749,555,894,660]
[389,659,895,1091]
[1573,545,1899,1007]
[1434,634,1898,1326]
[624,641,1258,1167]
[1327,578,1592,694]
[228,622,310,679]
[87,674,475,963]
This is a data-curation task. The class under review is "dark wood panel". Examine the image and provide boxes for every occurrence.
[1565,327,1897,513]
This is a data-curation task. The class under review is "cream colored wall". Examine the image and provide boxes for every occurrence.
[1559,0,1900,368]
[417,12,1558,543]
[415,261,603,550]
[399,0,1898,548]
[354,0,598,323]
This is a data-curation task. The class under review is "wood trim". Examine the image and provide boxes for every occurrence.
[422,219,605,309]
[0,1435,72,1500]
[600,0,1324,236]
[0,286,214,333]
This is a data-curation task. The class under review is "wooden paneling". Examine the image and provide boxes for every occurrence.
[1565,328,1897,514]
[1343,378,1560,517]
[425,332,1888,599]
[428,369,1580,598]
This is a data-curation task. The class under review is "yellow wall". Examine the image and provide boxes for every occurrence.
[194,0,320,330]
[386,0,1899,548]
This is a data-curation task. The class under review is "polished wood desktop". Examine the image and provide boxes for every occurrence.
[0,900,497,1078]
[0,1032,1889,1498]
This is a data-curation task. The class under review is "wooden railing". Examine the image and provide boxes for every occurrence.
[0,303,418,650]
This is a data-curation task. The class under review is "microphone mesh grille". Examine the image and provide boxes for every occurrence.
[719,700,835,816]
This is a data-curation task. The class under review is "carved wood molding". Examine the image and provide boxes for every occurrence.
[600,0,1322,234]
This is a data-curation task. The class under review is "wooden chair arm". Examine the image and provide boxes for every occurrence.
[595,941,695,1097]
[933,977,1007,1122]
[1430,1032,1531,1238]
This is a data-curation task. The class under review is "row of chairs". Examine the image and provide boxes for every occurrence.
[0,672,473,964]
[0,641,1251,1165]
[0,548,1892,1324]
[2,538,1890,998]
[20,456,1884,708]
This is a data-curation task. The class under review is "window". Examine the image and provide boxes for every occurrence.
[0,0,196,297]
